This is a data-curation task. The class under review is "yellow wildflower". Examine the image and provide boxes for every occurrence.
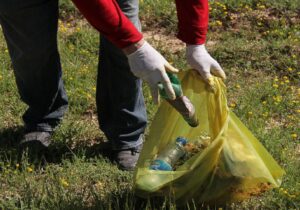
[27,167,33,173]
[258,5,266,9]
[60,178,69,187]
[215,20,223,26]
[273,95,282,102]
[229,103,236,108]
[291,134,297,139]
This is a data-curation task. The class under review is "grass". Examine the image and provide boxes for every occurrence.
[0,0,299,209]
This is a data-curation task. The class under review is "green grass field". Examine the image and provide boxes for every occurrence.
[0,0,299,209]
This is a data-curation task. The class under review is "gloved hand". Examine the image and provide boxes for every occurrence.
[186,44,226,92]
[127,41,179,104]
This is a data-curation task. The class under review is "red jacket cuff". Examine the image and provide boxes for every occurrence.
[175,0,209,45]
[72,0,143,49]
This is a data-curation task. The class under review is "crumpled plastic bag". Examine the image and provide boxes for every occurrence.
[134,70,285,204]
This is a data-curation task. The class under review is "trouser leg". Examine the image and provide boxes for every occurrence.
[0,0,68,132]
[97,0,147,150]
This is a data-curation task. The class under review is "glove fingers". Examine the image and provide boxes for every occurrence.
[211,62,226,80]
[199,70,212,83]
[150,84,160,105]
[164,62,179,73]
[161,71,176,100]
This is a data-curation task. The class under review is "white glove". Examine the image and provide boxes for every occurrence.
[186,44,226,89]
[127,41,179,104]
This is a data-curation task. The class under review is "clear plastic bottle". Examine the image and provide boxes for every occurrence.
[150,137,188,171]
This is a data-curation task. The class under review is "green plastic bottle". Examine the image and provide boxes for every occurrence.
[158,72,183,99]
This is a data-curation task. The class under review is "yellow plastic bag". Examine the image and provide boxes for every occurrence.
[134,70,285,204]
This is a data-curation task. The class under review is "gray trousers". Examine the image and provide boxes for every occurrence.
[0,0,147,149]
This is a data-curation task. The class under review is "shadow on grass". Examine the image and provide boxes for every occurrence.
[0,126,112,165]
[0,126,24,162]
[47,136,113,164]
[0,126,24,147]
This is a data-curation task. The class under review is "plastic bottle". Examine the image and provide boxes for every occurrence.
[150,137,188,171]
[159,73,199,127]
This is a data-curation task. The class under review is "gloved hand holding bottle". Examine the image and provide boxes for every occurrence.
[124,39,179,104]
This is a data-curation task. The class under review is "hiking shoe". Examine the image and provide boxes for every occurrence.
[114,144,143,171]
[19,131,52,162]
[20,131,52,147]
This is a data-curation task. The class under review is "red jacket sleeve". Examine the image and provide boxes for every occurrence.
[175,0,209,45]
[72,0,143,48]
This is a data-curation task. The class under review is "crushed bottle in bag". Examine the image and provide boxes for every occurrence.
[150,137,188,171]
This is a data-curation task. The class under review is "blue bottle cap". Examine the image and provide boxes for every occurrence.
[176,137,188,146]
[150,159,173,171]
